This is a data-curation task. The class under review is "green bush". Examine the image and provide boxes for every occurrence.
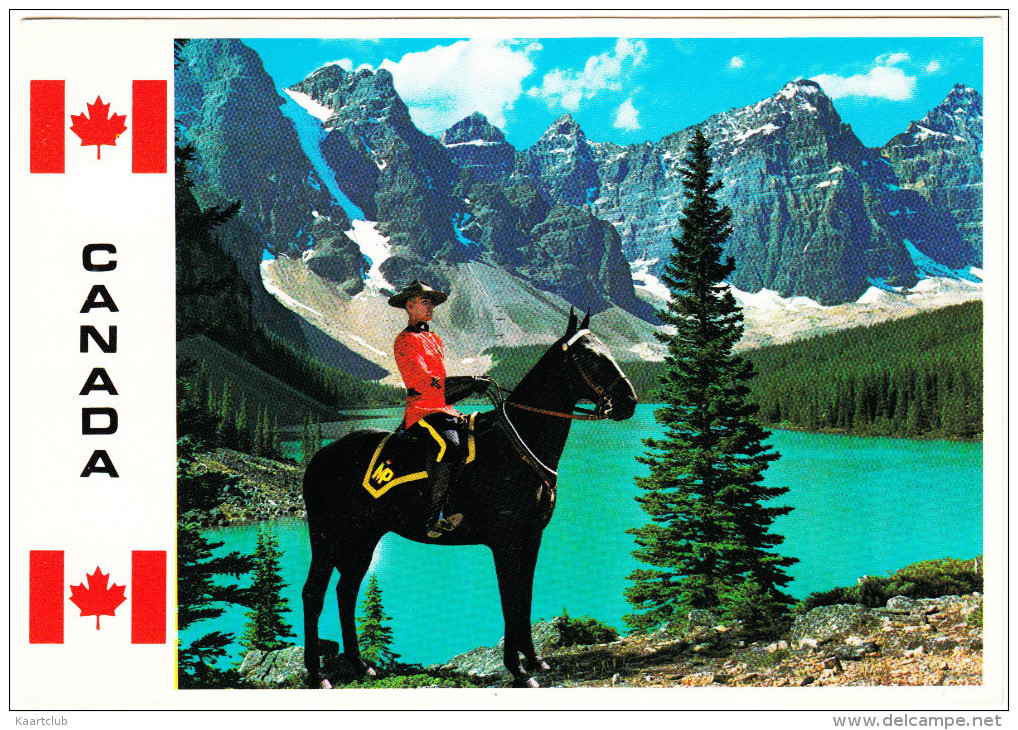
[794,556,983,613]
[343,672,477,688]
[554,609,620,647]
[884,557,983,599]
[717,579,794,639]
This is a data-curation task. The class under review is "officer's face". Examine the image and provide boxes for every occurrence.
[406,295,434,323]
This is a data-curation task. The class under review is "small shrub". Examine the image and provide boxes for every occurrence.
[885,557,983,599]
[554,609,620,648]
[717,578,793,640]
[743,648,790,669]
[794,557,984,614]
[969,603,983,629]
[793,586,860,615]
[343,673,473,689]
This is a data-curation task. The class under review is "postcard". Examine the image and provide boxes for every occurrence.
[10,10,1007,724]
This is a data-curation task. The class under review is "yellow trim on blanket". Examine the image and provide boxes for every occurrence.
[362,434,428,498]
[466,412,477,464]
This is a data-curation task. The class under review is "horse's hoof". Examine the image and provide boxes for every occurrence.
[319,679,333,689]
[524,658,551,672]
[513,676,540,688]
[365,665,377,677]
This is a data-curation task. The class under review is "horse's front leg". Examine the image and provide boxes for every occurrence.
[335,528,384,679]
[492,534,545,687]
[302,554,334,688]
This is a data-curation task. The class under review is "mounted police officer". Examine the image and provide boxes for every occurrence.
[389,279,490,538]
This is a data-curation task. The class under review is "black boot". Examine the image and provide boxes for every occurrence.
[425,458,462,538]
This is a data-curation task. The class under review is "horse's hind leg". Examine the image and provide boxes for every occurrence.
[334,526,384,677]
[302,553,334,688]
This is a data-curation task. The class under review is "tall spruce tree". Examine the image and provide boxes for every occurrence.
[356,575,400,668]
[240,525,296,653]
[624,129,797,635]
[177,437,254,687]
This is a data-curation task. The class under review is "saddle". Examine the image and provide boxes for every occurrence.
[361,412,481,499]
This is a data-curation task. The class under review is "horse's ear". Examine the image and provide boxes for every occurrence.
[580,308,591,330]
[566,307,578,337]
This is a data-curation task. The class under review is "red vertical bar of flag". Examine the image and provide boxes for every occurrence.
[30,80,65,173]
[131,550,166,643]
[29,550,64,643]
[132,80,166,174]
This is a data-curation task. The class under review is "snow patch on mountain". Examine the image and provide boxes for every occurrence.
[280,88,393,291]
[284,88,334,124]
[726,284,824,311]
[629,258,670,301]
[347,220,394,292]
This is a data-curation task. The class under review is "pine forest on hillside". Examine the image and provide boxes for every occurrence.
[743,301,983,439]
[486,301,982,441]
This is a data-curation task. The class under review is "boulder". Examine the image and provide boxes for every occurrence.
[791,604,877,646]
[886,596,920,613]
[237,639,340,688]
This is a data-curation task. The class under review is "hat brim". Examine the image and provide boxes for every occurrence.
[387,289,448,308]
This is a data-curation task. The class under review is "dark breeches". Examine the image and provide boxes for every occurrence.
[411,412,463,464]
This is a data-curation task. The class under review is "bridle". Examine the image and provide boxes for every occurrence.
[499,329,632,422]
[487,329,633,486]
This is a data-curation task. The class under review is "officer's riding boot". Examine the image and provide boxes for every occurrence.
[425,456,463,539]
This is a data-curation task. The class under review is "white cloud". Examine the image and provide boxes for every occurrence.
[376,39,540,133]
[926,60,943,73]
[526,38,648,111]
[875,51,910,67]
[812,56,917,101]
[614,98,641,130]
[729,56,745,69]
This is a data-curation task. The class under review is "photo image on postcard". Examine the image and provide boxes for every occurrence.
[172,34,985,691]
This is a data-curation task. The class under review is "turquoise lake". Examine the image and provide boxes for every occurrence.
[189,404,982,667]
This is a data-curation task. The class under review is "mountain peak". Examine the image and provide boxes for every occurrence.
[782,78,825,97]
[440,112,509,146]
[539,113,586,143]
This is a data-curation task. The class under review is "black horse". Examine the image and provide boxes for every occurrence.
[301,309,637,688]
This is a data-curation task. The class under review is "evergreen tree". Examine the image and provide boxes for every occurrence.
[240,525,296,653]
[177,437,254,687]
[624,129,797,635]
[356,575,400,668]
[301,415,312,463]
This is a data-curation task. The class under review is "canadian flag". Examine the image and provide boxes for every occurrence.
[29,550,167,644]
[29,79,166,174]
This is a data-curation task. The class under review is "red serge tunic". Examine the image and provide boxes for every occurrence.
[393,322,460,427]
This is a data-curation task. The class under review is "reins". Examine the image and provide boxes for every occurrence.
[491,330,632,422]
[481,330,633,485]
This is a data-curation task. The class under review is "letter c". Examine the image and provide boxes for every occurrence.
[83,243,117,272]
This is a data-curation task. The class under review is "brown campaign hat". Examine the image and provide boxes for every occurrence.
[387,279,449,308]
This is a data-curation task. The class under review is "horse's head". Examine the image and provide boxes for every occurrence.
[556,308,638,421]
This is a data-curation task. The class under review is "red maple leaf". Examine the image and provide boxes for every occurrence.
[69,96,127,160]
[69,566,127,630]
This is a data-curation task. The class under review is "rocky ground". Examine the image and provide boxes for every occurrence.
[191,448,305,526]
[237,594,982,689]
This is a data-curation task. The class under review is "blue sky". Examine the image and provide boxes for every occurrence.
[243,36,982,149]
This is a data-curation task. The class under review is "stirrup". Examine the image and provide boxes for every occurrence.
[426,512,463,539]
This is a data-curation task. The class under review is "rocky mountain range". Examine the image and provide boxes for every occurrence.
[175,38,983,378]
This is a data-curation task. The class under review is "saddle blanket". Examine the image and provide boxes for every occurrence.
[362,412,479,498]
